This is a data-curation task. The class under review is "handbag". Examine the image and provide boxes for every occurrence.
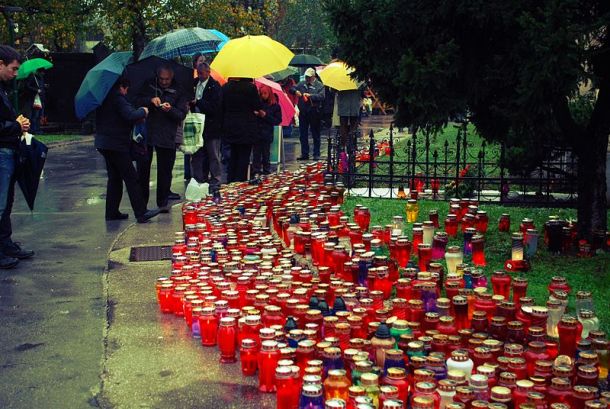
[32,94,42,110]
[181,112,205,154]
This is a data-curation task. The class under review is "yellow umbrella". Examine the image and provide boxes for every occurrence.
[210,35,294,79]
[318,62,359,91]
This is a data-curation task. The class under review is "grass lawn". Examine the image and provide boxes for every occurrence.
[35,134,85,145]
[342,196,610,333]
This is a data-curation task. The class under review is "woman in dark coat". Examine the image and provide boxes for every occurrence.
[252,84,282,176]
[221,78,262,182]
[95,77,159,223]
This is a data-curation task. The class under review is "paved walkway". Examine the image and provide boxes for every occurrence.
[0,115,392,408]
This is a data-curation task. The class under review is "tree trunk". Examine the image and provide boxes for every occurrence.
[130,6,147,61]
[575,130,608,240]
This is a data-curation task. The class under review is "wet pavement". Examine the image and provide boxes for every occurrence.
[0,115,393,408]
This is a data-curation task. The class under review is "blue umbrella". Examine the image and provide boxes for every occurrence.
[139,28,227,60]
[208,29,229,51]
[74,51,132,120]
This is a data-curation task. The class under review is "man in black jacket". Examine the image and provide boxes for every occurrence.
[291,68,325,160]
[95,77,160,223]
[0,45,34,269]
[190,62,222,197]
[135,66,188,212]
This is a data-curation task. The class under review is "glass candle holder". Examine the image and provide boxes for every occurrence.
[445,214,458,237]
[429,210,440,228]
[406,199,419,223]
[418,244,432,272]
[258,340,281,392]
[471,235,486,266]
[422,221,435,245]
[444,246,463,275]
[395,238,412,268]
[217,316,237,363]
[240,338,259,376]
[463,228,476,256]
[475,211,488,233]
[525,229,539,258]
[511,232,524,261]
[392,215,405,236]
[432,232,449,260]
[498,214,510,232]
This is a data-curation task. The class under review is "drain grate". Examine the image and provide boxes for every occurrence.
[129,245,173,262]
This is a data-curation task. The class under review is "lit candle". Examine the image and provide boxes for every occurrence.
[511,232,524,261]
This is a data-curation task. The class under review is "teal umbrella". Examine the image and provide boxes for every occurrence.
[16,58,53,80]
[74,51,133,120]
[267,66,299,82]
[140,28,226,60]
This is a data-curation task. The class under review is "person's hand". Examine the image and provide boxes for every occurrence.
[303,93,310,98]
[142,107,149,116]
[151,97,161,107]
[258,109,266,118]
[16,115,30,132]
[295,91,302,97]
[161,102,171,112]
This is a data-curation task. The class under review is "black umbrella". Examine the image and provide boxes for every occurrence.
[123,56,194,102]
[16,137,48,211]
[289,53,324,67]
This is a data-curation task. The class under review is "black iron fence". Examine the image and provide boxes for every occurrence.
[326,123,579,206]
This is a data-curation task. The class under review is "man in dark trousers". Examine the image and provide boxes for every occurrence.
[136,65,188,212]
[95,77,160,223]
[0,45,34,269]
[222,78,262,182]
[291,67,325,160]
[190,62,222,198]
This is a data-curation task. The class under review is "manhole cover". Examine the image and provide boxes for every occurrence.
[129,246,173,262]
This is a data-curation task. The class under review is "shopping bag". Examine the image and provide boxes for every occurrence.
[185,178,209,201]
[181,112,205,154]
[33,94,42,110]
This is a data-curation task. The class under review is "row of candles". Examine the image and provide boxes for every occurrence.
[156,164,608,409]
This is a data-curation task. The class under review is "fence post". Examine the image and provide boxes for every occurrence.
[455,129,462,197]
[425,130,430,189]
[433,149,439,199]
[406,139,412,190]
[462,122,468,165]
[444,139,449,177]
[368,129,375,198]
[478,149,484,201]
[500,143,506,203]
[411,130,417,192]
[389,123,395,198]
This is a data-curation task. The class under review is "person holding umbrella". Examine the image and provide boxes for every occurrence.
[94,76,160,223]
[0,45,34,268]
[252,84,282,176]
[222,77,262,182]
[290,67,325,160]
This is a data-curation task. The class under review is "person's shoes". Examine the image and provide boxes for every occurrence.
[313,155,321,160]
[212,191,221,204]
[105,212,129,221]
[3,242,34,260]
[0,255,18,269]
[159,204,171,214]
[296,156,309,161]
[137,209,161,223]
[168,192,181,200]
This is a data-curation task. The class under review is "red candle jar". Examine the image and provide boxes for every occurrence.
[418,243,432,272]
[511,277,528,307]
[240,338,259,376]
[158,282,174,313]
[548,276,571,296]
[498,214,510,232]
[491,271,512,299]
[296,339,316,376]
[524,342,550,377]
[276,366,297,409]
[396,238,412,268]
[475,211,488,233]
[217,316,237,363]
[429,210,440,228]
[411,228,423,255]
[571,385,597,409]
[198,306,218,346]
[258,340,281,392]
[547,378,573,407]
[452,296,469,330]
[557,316,579,358]
[471,235,486,266]
[384,367,409,405]
[396,278,413,301]
[445,214,458,237]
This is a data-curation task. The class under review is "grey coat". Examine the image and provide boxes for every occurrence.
[336,89,362,117]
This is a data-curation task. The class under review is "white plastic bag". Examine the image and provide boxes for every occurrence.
[185,179,209,201]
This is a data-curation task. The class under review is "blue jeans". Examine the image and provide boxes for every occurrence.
[0,148,17,246]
